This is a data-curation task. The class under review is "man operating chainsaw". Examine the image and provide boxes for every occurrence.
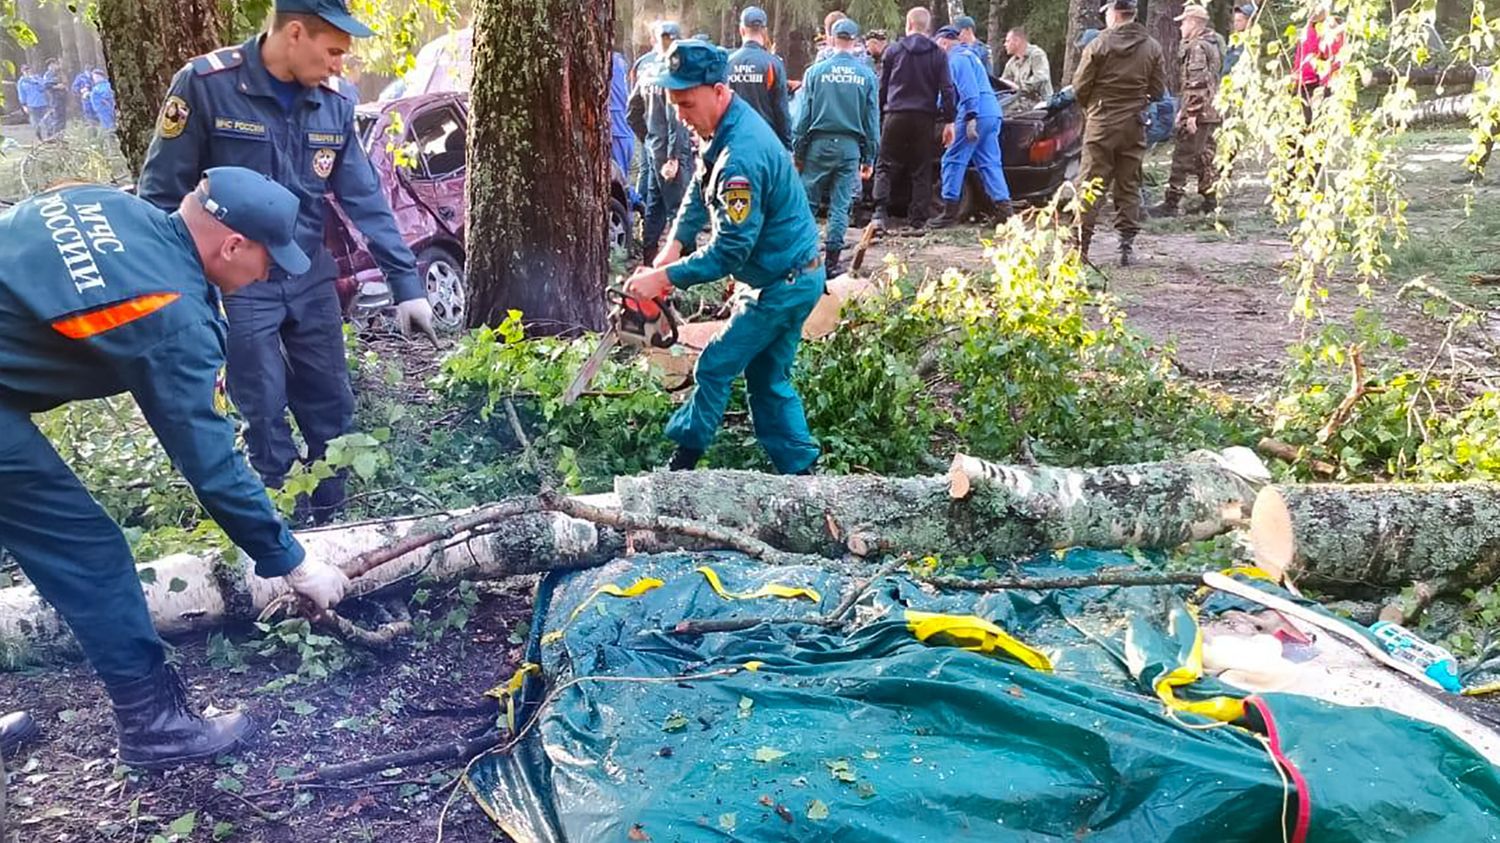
[624,39,825,475]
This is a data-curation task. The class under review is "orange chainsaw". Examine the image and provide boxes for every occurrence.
[561,288,680,405]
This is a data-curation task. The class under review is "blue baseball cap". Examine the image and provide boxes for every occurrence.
[196,167,310,275]
[740,6,768,27]
[953,15,976,30]
[934,25,960,40]
[275,0,375,38]
[660,40,729,90]
[653,20,682,38]
[1076,27,1101,47]
[831,18,859,39]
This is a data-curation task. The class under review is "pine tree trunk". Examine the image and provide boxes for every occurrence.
[616,449,1265,559]
[1250,484,1500,593]
[1061,0,1101,83]
[95,0,228,176]
[1146,0,1184,94]
[465,0,612,334]
[54,2,80,76]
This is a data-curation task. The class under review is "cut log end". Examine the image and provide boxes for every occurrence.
[1248,486,1294,582]
[948,454,975,500]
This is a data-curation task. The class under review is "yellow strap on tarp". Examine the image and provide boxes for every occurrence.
[696,565,823,603]
[541,577,666,645]
[1155,607,1247,723]
[484,662,542,732]
[904,610,1054,672]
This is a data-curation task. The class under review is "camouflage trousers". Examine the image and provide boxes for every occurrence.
[1165,121,1219,199]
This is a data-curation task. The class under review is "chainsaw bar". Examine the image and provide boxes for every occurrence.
[562,329,619,406]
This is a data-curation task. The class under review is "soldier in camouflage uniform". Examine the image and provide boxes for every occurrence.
[1150,4,1223,216]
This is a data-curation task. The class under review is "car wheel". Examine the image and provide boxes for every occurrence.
[418,245,467,332]
[608,197,632,255]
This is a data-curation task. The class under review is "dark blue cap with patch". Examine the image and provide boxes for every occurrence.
[832,18,859,39]
[196,167,311,275]
[740,6,768,27]
[953,15,976,30]
[935,25,960,40]
[275,0,375,38]
[660,40,729,90]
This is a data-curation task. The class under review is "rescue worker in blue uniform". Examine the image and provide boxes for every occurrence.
[137,0,436,526]
[727,6,793,151]
[625,41,825,475]
[953,15,993,73]
[88,69,116,133]
[793,17,879,276]
[929,25,1013,229]
[16,65,45,130]
[609,50,636,202]
[0,167,350,767]
[629,21,694,264]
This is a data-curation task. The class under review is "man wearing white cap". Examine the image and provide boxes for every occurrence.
[1150,4,1223,217]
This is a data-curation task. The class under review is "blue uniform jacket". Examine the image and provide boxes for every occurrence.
[726,41,793,150]
[630,52,693,167]
[793,52,881,166]
[961,41,993,74]
[136,37,422,302]
[0,186,305,577]
[667,96,820,290]
[950,48,1001,122]
[609,52,633,141]
[89,81,116,131]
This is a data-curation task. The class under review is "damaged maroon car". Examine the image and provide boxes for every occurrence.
[327,92,633,331]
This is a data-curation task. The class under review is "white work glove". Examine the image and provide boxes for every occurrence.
[397,297,438,346]
[283,557,350,610]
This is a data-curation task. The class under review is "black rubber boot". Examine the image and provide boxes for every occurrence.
[1147,193,1181,218]
[870,209,888,234]
[107,664,255,769]
[1119,235,1136,267]
[0,710,38,757]
[926,200,962,230]
[991,200,1015,225]
[667,448,704,472]
[825,247,843,277]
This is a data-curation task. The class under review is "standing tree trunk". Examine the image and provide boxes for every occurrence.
[77,18,104,70]
[96,0,228,175]
[1146,0,1184,93]
[54,3,80,75]
[987,0,1007,76]
[465,0,612,334]
[1061,0,1101,84]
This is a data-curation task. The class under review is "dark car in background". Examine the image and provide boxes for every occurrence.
[327,92,633,331]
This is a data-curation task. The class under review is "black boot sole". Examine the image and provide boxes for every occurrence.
[119,718,257,770]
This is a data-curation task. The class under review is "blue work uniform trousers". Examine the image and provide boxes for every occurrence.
[641,160,688,261]
[612,135,639,205]
[666,267,825,474]
[940,116,1011,203]
[0,405,165,685]
[800,134,862,253]
[223,265,354,519]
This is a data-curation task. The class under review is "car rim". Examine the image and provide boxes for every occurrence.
[426,259,466,329]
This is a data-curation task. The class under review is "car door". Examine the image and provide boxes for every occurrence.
[401,95,467,238]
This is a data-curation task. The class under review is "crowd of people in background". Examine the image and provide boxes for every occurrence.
[12,59,114,139]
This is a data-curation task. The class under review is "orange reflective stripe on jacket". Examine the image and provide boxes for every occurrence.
[51,292,181,339]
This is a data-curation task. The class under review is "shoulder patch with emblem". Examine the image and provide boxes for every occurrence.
[312,147,337,179]
[158,95,190,140]
[190,47,245,76]
[721,175,752,225]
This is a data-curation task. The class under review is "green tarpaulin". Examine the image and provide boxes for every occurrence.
[469,550,1500,842]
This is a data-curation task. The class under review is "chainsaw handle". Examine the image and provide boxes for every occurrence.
[651,300,679,349]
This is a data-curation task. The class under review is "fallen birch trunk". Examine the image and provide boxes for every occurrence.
[0,509,613,654]
[1250,483,1500,592]
[616,448,1267,559]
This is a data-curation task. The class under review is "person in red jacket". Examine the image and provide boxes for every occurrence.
[1293,6,1344,122]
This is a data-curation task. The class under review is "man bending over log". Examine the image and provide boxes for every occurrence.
[0,168,347,768]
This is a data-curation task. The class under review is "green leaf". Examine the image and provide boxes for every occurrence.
[856,781,877,799]
[751,746,788,763]
[212,821,236,841]
[57,709,78,724]
[807,799,829,821]
[352,451,380,480]
[718,812,737,832]
[213,774,243,793]
[167,812,197,835]
[737,696,754,719]
[274,765,299,782]
[662,712,689,733]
